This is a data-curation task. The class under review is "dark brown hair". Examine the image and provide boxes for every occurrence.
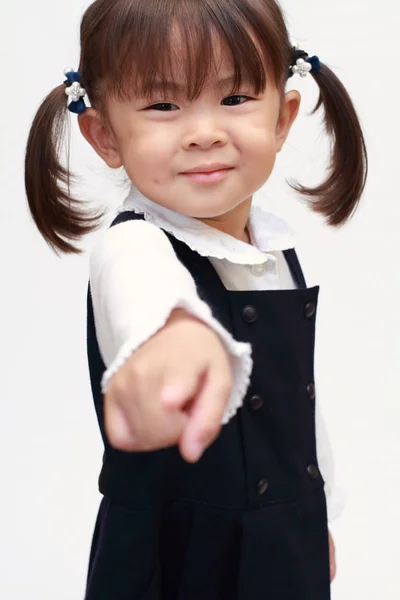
[25,0,368,254]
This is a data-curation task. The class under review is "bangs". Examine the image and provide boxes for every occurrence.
[81,0,291,104]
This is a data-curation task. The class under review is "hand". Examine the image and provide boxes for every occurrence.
[104,309,232,463]
[328,530,336,582]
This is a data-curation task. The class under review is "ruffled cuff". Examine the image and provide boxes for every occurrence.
[101,298,253,425]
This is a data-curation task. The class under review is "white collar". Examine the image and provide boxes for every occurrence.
[120,186,296,266]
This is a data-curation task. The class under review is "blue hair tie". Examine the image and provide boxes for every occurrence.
[63,68,87,114]
[307,55,322,73]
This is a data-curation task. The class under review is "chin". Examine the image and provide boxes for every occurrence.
[183,201,241,219]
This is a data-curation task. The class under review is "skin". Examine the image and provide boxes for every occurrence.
[79,35,336,583]
[79,40,300,243]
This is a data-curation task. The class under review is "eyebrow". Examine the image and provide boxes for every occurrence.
[150,75,253,93]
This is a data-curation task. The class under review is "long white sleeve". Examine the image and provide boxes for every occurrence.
[89,219,253,424]
[315,394,346,521]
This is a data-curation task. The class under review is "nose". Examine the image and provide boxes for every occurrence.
[181,114,228,150]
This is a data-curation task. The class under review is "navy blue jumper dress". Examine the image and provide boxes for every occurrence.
[85,211,331,600]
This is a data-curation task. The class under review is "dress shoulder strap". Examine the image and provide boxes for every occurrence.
[282,248,307,289]
[110,210,145,227]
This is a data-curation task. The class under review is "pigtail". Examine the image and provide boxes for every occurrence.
[25,85,104,255]
[292,63,368,226]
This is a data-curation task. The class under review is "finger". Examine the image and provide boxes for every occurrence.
[160,365,203,410]
[179,362,231,462]
[105,361,162,450]
[120,365,189,451]
[122,361,164,435]
[330,554,336,582]
[328,532,336,582]
[104,396,136,451]
[154,410,189,450]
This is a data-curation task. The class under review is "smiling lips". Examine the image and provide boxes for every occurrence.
[181,163,233,183]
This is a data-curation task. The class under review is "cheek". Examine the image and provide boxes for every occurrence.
[121,137,176,189]
[243,127,278,166]
[238,127,278,190]
[244,107,280,152]
[122,126,175,170]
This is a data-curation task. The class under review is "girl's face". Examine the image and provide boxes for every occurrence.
[80,40,300,230]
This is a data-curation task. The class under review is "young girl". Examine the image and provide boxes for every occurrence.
[25,0,367,598]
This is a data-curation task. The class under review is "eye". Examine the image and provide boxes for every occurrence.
[222,95,252,106]
[146,103,179,111]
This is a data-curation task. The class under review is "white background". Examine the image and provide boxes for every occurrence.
[0,0,399,598]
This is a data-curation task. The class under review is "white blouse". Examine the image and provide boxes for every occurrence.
[89,186,345,521]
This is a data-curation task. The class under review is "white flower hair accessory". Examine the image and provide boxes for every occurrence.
[288,48,321,79]
[291,58,312,78]
[63,68,87,114]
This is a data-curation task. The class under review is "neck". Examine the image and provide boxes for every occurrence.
[198,197,252,244]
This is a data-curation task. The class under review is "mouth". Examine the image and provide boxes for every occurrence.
[180,164,234,183]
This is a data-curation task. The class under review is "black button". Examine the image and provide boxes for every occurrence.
[307,464,319,480]
[248,394,264,411]
[304,302,316,319]
[257,478,269,495]
[307,383,316,400]
[242,305,258,323]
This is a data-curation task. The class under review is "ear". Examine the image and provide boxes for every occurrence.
[275,90,301,152]
[78,108,123,169]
